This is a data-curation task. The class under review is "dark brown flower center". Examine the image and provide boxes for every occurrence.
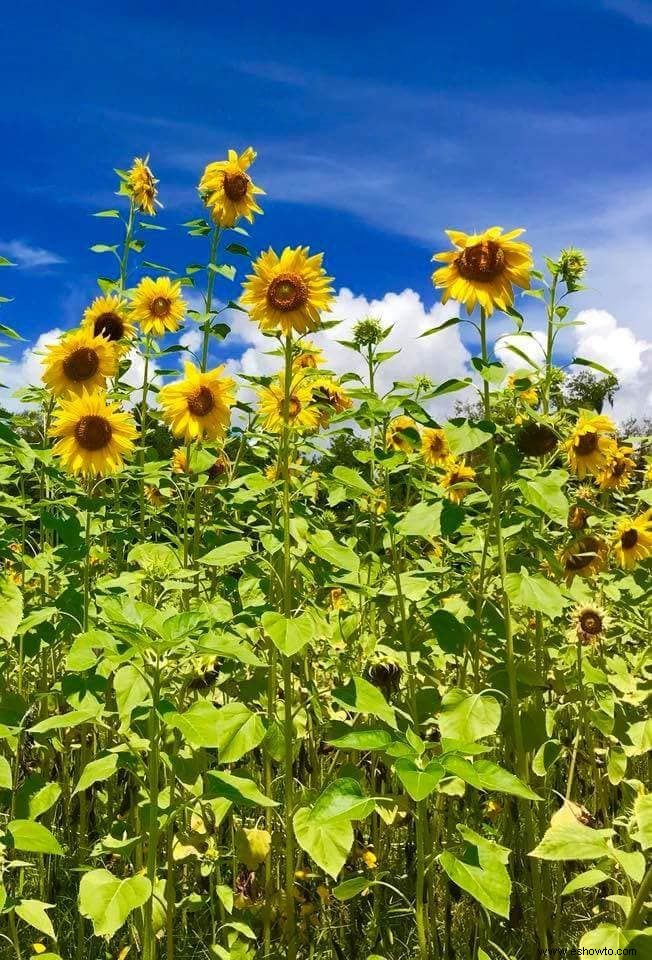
[223,171,249,202]
[74,415,112,451]
[93,311,125,342]
[287,396,302,418]
[621,529,638,550]
[575,432,598,456]
[208,457,228,478]
[63,347,100,382]
[187,386,215,417]
[267,273,309,313]
[611,459,627,477]
[517,422,558,457]
[457,240,506,282]
[151,297,171,318]
[566,537,601,571]
[428,435,444,453]
[579,610,603,636]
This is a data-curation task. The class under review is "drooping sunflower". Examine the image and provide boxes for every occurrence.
[159,362,236,443]
[257,374,319,433]
[613,511,652,569]
[171,448,189,474]
[310,376,352,427]
[386,416,419,453]
[198,147,264,228]
[516,421,558,457]
[127,156,159,216]
[241,247,334,336]
[131,276,186,337]
[567,504,590,532]
[597,446,636,491]
[42,328,118,397]
[431,227,533,316]
[82,294,134,353]
[562,535,607,580]
[421,427,450,466]
[564,412,617,478]
[293,340,326,370]
[50,390,137,477]
[441,458,476,503]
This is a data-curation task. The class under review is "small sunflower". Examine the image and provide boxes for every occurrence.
[564,412,617,478]
[562,535,607,580]
[293,340,326,370]
[145,485,167,507]
[386,416,418,453]
[310,376,352,427]
[507,374,538,406]
[82,294,134,353]
[329,587,348,611]
[441,458,476,503]
[613,511,652,569]
[50,390,137,477]
[198,147,264,228]
[126,156,159,216]
[597,446,636,491]
[571,603,608,641]
[42,328,118,397]
[421,427,450,466]
[431,226,533,316]
[159,362,235,443]
[257,374,320,433]
[131,276,186,337]
[171,448,189,474]
[241,247,334,336]
[568,504,589,531]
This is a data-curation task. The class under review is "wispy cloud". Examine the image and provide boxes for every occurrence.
[601,0,652,26]
[0,239,65,269]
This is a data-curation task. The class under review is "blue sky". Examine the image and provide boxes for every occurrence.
[2,0,652,416]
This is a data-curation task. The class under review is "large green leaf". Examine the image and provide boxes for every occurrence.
[579,926,652,954]
[14,776,61,820]
[438,689,501,742]
[214,702,266,763]
[518,471,569,525]
[529,819,613,861]
[8,820,63,855]
[443,420,494,455]
[73,753,119,795]
[78,869,151,937]
[331,677,396,729]
[114,664,150,722]
[0,755,11,789]
[15,899,55,939]
[394,759,444,801]
[504,568,565,619]
[561,868,610,897]
[205,770,277,808]
[633,793,652,850]
[200,540,252,567]
[308,529,359,571]
[261,612,315,657]
[439,826,511,918]
[162,700,221,748]
[294,778,374,879]
[0,578,23,642]
[471,759,541,801]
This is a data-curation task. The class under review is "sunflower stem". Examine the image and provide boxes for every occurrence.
[139,335,152,539]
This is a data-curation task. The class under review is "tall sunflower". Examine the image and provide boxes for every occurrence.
[131,277,186,337]
[441,458,476,503]
[421,427,450,466]
[310,376,352,427]
[82,295,134,353]
[198,147,264,228]
[241,247,334,336]
[159,362,236,443]
[564,412,618,478]
[127,156,159,216]
[42,328,118,397]
[613,511,652,569]
[50,390,137,477]
[386,416,418,453]
[431,227,533,316]
[597,446,636,491]
[257,374,319,433]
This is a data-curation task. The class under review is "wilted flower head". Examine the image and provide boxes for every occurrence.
[556,247,588,287]
[127,157,159,216]
[353,316,383,347]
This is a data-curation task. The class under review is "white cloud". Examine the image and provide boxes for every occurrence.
[0,328,63,410]
[0,240,65,269]
[179,329,202,354]
[600,0,652,26]
[495,330,547,371]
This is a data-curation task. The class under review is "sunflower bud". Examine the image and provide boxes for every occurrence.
[353,316,383,347]
[555,247,588,287]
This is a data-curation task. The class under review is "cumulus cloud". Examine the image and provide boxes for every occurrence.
[495,330,547,371]
[0,240,65,269]
[0,328,63,410]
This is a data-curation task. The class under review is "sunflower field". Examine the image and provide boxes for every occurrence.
[0,151,650,960]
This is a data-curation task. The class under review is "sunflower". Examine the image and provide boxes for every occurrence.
[310,377,352,427]
[562,535,607,580]
[241,247,334,336]
[131,276,186,337]
[386,416,418,453]
[431,226,533,316]
[421,427,450,466]
[127,156,159,216]
[613,511,652,569]
[171,448,189,474]
[567,505,589,532]
[597,446,636,491]
[564,413,617,478]
[159,362,235,443]
[516,421,558,457]
[42,328,118,397]
[50,390,137,477]
[293,340,326,370]
[257,375,319,433]
[441,458,476,503]
[198,147,264,228]
[329,587,348,611]
[571,603,608,642]
[145,485,167,507]
[82,294,134,353]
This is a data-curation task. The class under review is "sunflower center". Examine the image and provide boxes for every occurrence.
[287,396,302,418]
[267,273,309,313]
[223,171,249,202]
[63,347,100,383]
[187,386,215,417]
[428,435,444,453]
[579,610,603,635]
[575,432,598,456]
[151,297,171,318]
[612,459,627,477]
[566,537,600,571]
[457,241,506,282]
[74,415,112,451]
[93,311,125,342]
[621,528,638,550]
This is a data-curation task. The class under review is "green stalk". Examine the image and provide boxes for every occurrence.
[138,335,152,538]
[625,863,652,929]
[144,657,161,960]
